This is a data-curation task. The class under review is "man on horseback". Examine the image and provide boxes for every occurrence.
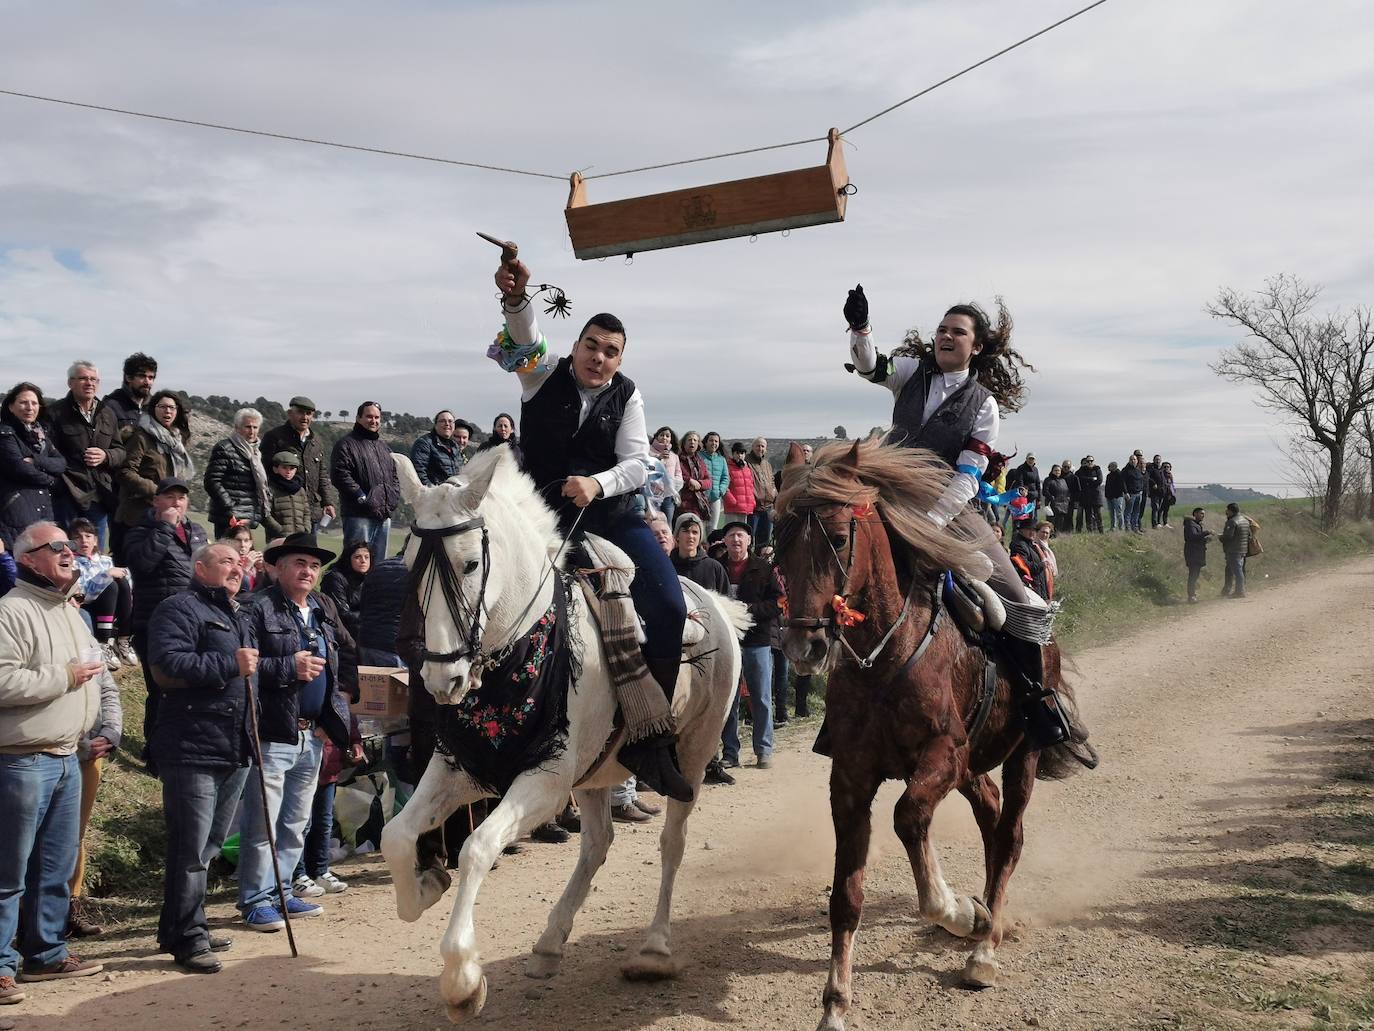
[486,255,692,802]
[841,285,1072,749]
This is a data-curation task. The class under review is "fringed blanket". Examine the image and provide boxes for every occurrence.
[434,574,574,795]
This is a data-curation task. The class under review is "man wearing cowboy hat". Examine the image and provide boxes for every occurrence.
[236,534,358,931]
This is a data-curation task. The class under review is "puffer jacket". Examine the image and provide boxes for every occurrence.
[146,579,255,767]
[242,586,351,748]
[702,451,729,502]
[723,457,756,515]
[1008,461,1041,504]
[357,557,409,653]
[124,512,209,632]
[265,474,312,537]
[1221,514,1252,557]
[0,416,66,549]
[1040,474,1072,512]
[321,566,365,639]
[46,394,127,510]
[0,572,104,756]
[409,431,464,486]
[260,424,338,524]
[204,437,266,530]
[115,426,180,526]
[331,427,401,521]
[1121,463,1147,494]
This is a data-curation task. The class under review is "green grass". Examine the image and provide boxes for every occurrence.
[1051,498,1374,653]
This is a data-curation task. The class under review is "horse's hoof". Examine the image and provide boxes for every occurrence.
[817,1011,848,1031]
[621,949,679,981]
[525,951,562,980]
[444,975,487,1023]
[969,896,994,940]
[962,953,1000,989]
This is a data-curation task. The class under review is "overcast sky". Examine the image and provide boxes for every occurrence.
[3,0,1371,491]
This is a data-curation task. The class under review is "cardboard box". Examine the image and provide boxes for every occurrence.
[350,666,410,718]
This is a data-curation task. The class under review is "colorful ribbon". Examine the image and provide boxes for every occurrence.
[486,324,548,373]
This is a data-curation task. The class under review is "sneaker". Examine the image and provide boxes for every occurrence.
[721,756,741,769]
[116,638,139,665]
[0,976,25,1004]
[101,643,121,670]
[244,905,285,931]
[757,756,774,770]
[283,896,322,918]
[20,955,103,981]
[292,875,325,898]
[610,802,652,824]
[316,871,348,894]
[703,759,736,786]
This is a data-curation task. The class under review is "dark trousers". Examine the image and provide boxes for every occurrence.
[602,513,688,695]
[158,763,249,961]
[770,647,790,718]
[109,519,129,565]
[1053,510,1072,534]
[1083,505,1103,533]
[302,781,337,878]
[1150,495,1164,527]
[132,628,161,760]
[1187,564,1203,599]
[1159,501,1173,527]
[83,578,132,641]
[749,508,774,551]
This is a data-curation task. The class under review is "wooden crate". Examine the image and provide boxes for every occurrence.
[565,129,849,260]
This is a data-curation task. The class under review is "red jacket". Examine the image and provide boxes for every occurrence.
[723,457,756,514]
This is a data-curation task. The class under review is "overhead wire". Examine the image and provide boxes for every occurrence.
[0,0,1115,183]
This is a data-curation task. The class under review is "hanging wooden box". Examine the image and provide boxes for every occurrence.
[565,128,849,260]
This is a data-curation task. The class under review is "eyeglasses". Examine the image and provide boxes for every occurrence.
[25,540,75,555]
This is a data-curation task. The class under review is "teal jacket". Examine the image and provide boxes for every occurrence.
[702,452,729,502]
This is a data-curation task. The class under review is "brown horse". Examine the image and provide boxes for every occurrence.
[774,439,1093,1031]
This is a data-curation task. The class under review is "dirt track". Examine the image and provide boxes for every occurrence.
[13,557,1374,1031]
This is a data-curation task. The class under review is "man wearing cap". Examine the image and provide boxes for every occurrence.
[265,451,312,537]
[670,512,728,594]
[124,478,208,755]
[238,534,357,931]
[409,410,470,486]
[0,522,110,1003]
[146,541,257,973]
[718,520,783,770]
[261,398,338,534]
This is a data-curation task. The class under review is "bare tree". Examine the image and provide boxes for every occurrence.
[1210,275,1374,529]
[1356,409,1374,521]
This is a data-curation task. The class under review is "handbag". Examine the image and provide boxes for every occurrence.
[1245,517,1263,557]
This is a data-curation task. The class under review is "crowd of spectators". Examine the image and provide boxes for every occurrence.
[0,352,1248,1005]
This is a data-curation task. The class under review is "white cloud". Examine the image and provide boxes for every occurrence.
[1,0,1371,493]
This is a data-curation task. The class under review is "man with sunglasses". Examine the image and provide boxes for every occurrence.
[1,523,111,1004]
[237,533,358,931]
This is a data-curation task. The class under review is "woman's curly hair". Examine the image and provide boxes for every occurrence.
[891,298,1034,413]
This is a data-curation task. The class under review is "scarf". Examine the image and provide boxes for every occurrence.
[229,432,270,513]
[432,575,574,795]
[138,412,195,479]
[268,468,306,496]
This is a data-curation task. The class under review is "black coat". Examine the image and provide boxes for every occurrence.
[242,586,351,749]
[330,427,401,521]
[671,550,729,593]
[146,579,255,768]
[409,431,465,486]
[125,512,209,632]
[260,424,338,523]
[321,567,365,639]
[729,555,784,649]
[1121,463,1147,494]
[1075,464,1105,506]
[0,416,66,549]
[46,394,127,510]
[1008,461,1041,504]
[204,438,266,529]
[1104,469,1124,500]
[101,386,148,432]
[1183,516,1212,568]
[1040,475,1072,511]
[358,557,409,653]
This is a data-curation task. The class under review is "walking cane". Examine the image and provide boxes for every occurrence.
[243,668,299,959]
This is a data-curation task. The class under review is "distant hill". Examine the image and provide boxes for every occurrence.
[1174,483,1278,507]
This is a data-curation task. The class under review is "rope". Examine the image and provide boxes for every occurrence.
[0,88,566,181]
[0,2,1115,183]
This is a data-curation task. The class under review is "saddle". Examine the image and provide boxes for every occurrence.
[574,533,709,652]
[942,572,1007,637]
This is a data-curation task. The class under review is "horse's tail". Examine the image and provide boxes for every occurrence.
[709,593,753,640]
[1035,643,1099,781]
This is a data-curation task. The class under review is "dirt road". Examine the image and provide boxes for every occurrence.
[14,557,1374,1030]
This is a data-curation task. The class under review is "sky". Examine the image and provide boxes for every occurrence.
[2,0,1372,492]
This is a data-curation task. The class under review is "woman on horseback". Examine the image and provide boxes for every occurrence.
[486,256,692,801]
[841,285,1071,748]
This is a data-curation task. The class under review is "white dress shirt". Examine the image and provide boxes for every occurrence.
[503,303,652,500]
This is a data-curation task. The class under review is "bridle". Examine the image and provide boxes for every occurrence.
[410,505,583,677]
[778,503,933,671]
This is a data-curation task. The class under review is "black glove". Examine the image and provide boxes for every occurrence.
[843,284,868,331]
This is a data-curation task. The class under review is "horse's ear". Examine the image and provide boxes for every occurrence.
[459,448,504,503]
[837,440,863,470]
[785,442,805,466]
[393,454,425,505]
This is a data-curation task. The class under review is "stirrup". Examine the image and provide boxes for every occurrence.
[618,735,694,803]
[1019,686,1072,750]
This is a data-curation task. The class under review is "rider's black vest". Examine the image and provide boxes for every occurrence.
[521,356,637,535]
[889,357,991,467]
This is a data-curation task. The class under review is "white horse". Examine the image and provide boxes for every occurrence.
[380,447,748,1022]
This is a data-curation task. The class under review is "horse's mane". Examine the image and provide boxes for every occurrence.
[776,439,993,581]
[463,446,564,565]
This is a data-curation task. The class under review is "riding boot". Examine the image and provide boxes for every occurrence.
[1000,635,1072,750]
[618,734,694,803]
[811,715,833,757]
